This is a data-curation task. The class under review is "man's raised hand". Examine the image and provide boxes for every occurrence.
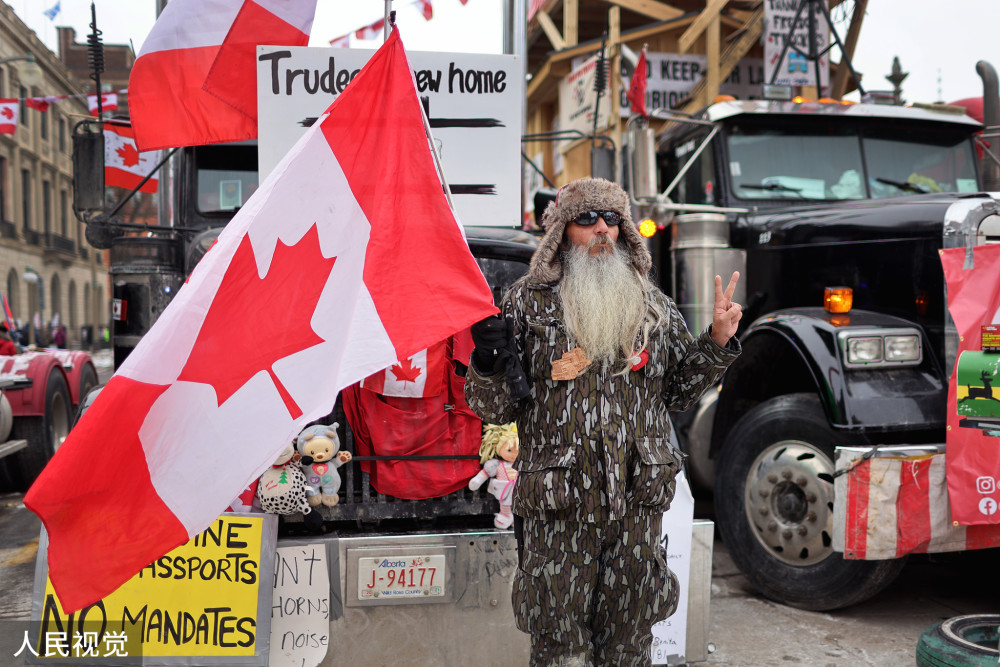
[711,271,742,348]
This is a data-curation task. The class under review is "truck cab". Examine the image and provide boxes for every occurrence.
[650,97,999,610]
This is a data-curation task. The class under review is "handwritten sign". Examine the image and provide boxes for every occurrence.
[269,543,331,667]
[29,513,277,665]
[651,473,694,665]
[620,54,765,115]
[256,46,523,228]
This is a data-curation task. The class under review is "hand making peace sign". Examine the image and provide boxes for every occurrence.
[711,271,742,348]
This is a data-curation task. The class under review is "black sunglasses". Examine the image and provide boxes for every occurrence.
[571,210,623,226]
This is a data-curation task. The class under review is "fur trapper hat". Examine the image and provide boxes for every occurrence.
[529,178,652,283]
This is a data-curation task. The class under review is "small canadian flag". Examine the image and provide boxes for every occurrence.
[104,124,158,193]
[0,100,18,134]
[88,92,119,116]
[362,339,447,398]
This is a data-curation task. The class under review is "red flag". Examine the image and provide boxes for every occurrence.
[104,124,158,193]
[129,0,316,152]
[0,100,18,134]
[356,18,386,40]
[26,96,62,112]
[344,333,482,500]
[416,0,433,21]
[25,27,497,613]
[941,242,1000,524]
[87,92,118,116]
[627,48,649,117]
[329,33,351,48]
[203,0,318,120]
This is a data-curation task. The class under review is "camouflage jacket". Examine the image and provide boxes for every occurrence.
[465,276,740,522]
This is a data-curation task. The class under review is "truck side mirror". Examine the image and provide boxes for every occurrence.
[73,125,105,212]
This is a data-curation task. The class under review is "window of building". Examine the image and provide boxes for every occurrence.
[68,280,77,330]
[6,269,18,320]
[21,169,30,232]
[0,156,6,222]
[50,274,61,326]
[59,117,66,153]
[59,189,67,236]
[18,86,27,126]
[39,99,48,140]
[42,180,51,235]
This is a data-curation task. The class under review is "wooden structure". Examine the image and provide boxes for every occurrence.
[524,0,866,187]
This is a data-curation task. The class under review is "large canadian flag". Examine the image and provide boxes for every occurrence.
[25,28,497,612]
[104,124,158,193]
[0,100,18,134]
[129,0,316,151]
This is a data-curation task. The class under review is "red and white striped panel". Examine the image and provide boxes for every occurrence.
[834,447,1000,560]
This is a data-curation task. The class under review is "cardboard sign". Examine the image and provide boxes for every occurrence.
[269,542,332,667]
[28,514,277,665]
[256,46,523,228]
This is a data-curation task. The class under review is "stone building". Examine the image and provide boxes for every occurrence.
[0,3,133,349]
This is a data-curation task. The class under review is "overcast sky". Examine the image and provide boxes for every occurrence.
[11,0,1000,103]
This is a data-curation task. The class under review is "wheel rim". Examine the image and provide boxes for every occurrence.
[743,440,835,566]
[50,390,70,453]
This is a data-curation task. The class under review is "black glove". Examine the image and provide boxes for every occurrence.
[470,315,531,401]
[471,315,508,373]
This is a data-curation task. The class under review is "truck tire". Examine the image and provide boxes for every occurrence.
[916,615,1000,667]
[77,363,99,408]
[6,370,72,491]
[714,393,906,610]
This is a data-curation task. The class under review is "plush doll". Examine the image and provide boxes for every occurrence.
[256,443,324,533]
[469,423,519,529]
[296,423,353,507]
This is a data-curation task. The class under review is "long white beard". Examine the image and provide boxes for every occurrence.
[560,238,647,366]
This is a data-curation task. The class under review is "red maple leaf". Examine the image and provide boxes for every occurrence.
[1,107,12,120]
[116,142,140,167]
[389,357,422,383]
[177,225,337,418]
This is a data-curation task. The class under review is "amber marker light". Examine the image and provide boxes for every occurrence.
[639,218,658,238]
[824,286,853,314]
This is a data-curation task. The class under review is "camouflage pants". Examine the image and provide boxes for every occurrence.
[513,514,679,667]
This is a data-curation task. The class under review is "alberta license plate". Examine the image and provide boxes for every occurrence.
[357,554,446,600]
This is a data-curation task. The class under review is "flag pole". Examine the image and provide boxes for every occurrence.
[388,19,457,213]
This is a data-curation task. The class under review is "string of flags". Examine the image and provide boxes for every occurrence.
[328,0,468,47]
[0,90,126,135]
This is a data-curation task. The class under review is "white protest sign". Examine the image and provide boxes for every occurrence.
[269,543,331,667]
[763,0,829,88]
[558,54,613,138]
[651,473,695,665]
[257,46,523,228]
[620,54,765,115]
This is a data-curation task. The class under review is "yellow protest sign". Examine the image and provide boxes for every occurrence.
[30,513,277,664]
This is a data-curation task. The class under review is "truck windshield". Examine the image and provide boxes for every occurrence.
[194,145,259,214]
[728,119,979,201]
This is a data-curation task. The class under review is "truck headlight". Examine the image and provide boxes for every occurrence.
[846,337,883,363]
[884,335,921,362]
[839,328,923,369]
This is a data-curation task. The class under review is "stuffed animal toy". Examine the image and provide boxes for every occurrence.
[257,443,324,533]
[296,423,352,507]
[469,423,519,529]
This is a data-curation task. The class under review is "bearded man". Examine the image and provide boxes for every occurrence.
[465,177,742,667]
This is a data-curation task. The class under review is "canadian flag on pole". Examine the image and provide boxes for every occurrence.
[129,0,316,152]
[25,27,497,612]
[104,124,158,193]
[87,92,118,116]
[0,100,17,134]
